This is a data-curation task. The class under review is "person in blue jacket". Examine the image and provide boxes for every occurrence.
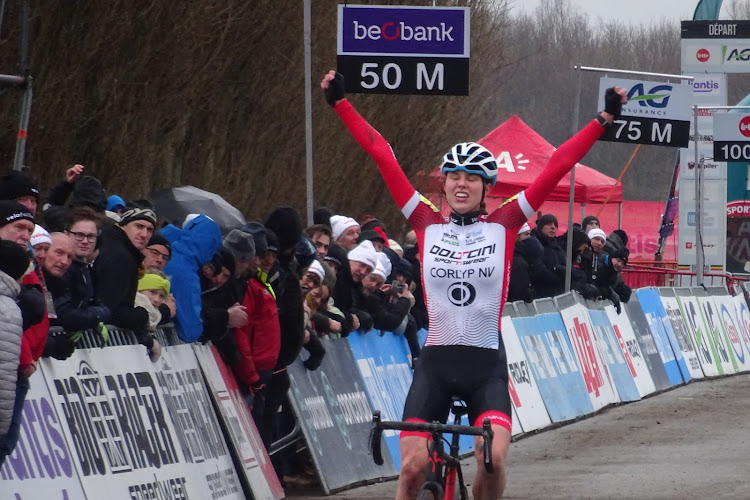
[163,214,223,342]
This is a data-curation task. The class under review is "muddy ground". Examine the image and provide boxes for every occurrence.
[288,374,750,499]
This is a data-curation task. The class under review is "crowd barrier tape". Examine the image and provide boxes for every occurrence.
[287,337,391,494]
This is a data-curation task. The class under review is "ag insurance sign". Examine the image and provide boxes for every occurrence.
[337,5,470,95]
[597,77,692,148]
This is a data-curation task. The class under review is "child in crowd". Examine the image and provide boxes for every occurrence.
[136,269,171,361]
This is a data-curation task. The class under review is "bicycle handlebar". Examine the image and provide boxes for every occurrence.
[369,411,495,473]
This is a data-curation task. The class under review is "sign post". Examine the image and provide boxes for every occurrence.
[337,5,470,95]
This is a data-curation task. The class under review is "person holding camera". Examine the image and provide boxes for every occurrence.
[360,254,413,334]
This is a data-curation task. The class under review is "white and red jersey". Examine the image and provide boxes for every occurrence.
[334,99,605,350]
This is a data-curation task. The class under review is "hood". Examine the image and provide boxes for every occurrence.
[72,175,108,211]
[0,269,21,299]
[171,214,222,266]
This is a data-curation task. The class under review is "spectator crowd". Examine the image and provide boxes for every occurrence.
[0,165,631,488]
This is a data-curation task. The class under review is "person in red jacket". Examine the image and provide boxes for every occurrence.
[231,223,280,441]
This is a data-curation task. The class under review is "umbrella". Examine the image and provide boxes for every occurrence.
[150,186,246,234]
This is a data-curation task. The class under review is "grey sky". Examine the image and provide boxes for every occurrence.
[510,0,728,25]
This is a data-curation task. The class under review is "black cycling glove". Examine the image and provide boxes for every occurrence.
[604,87,623,118]
[325,72,346,107]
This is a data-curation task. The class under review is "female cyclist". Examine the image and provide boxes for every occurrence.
[321,70,626,500]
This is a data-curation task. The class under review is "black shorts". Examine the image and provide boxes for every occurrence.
[401,339,511,432]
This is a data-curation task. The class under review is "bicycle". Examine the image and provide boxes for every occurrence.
[369,398,494,500]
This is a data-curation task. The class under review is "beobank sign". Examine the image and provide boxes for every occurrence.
[338,5,469,57]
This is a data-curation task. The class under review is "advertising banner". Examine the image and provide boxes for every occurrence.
[287,338,393,493]
[597,77,692,148]
[192,345,284,500]
[586,308,641,402]
[731,294,750,371]
[681,21,750,73]
[658,294,705,379]
[346,331,414,470]
[511,313,593,422]
[677,177,727,274]
[337,5,470,95]
[675,294,722,376]
[712,295,750,372]
[697,296,738,374]
[40,346,244,500]
[604,305,657,398]
[0,370,87,500]
[624,298,673,391]
[557,299,618,411]
[500,316,552,432]
[636,289,690,384]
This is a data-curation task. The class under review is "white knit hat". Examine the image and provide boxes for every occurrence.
[30,224,51,248]
[518,222,531,235]
[347,240,378,270]
[588,228,607,241]
[376,251,392,278]
[330,215,360,240]
[371,258,388,281]
[308,259,325,283]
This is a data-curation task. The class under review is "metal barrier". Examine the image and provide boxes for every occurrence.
[622,263,750,295]
[48,323,183,349]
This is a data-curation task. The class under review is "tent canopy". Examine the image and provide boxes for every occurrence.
[426,115,622,204]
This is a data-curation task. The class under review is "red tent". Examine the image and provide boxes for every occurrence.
[426,115,623,204]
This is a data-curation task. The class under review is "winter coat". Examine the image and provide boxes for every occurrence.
[0,271,22,436]
[44,269,110,331]
[93,225,151,345]
[18,268,48,372]
[363,291,411,332]
[64,259,97,310]
[527,229,566,299]
[231,276,280,385]
[162,215,223,343]
[599,233,632,303]
[508,238,535,303]
[272,256,306,370]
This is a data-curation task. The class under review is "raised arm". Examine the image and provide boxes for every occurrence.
[321,70,416,210]
[524,87,627,211]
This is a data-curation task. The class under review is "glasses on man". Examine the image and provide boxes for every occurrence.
[68,231,98,243]
[146,247,170,260]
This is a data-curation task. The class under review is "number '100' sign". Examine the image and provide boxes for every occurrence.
[713,114,750,162]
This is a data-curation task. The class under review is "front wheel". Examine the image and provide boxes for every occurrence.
[417,481,444,500]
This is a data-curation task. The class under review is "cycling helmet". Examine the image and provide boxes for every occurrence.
[440,142,498,187]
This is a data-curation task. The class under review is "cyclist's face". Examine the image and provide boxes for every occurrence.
[444,171,484,214]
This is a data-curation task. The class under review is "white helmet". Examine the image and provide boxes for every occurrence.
[440,142,498,186]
